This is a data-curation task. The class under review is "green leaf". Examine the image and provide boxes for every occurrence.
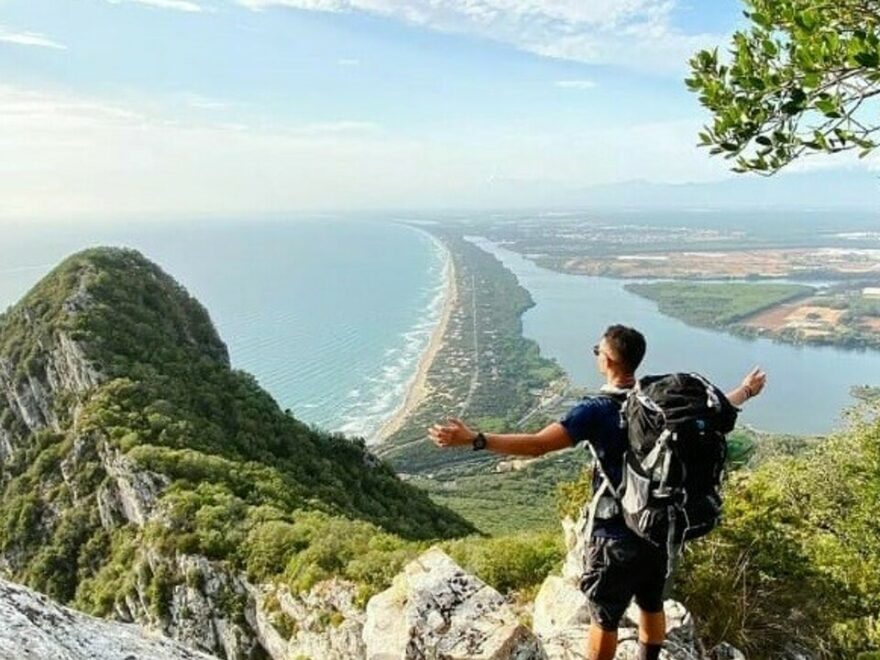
[802,72,821,89]
[750,11,772,29]
[854,51,880,68]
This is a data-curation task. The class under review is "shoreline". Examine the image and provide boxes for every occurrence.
[373,237,457,443]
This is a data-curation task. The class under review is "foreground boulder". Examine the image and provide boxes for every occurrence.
[364,547,541,659]
[249,579,366,660]
[0,577,217,660]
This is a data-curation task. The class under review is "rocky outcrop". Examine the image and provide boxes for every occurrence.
[166,555,260,659]
[47,330,103,399]
[532,575,589,658]
[364,548,541,660]
[94,442,169,527]
[0,328,101,440]
[0,577,218,660]
[250,579,366,660]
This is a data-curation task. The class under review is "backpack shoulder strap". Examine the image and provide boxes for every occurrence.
[579,392,630,541]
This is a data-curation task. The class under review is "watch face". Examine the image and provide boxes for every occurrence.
[473,433,487,450]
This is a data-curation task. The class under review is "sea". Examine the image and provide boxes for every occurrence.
[1,215,878,438]
[0,218,447,440]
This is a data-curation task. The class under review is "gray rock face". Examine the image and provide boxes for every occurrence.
[0,328,102,442]
[0,577,218,660]
[250,579,367,660]
[532,575,590,659]
[363,548,541,660]
[166,555,261,659]
[95,443,169,527]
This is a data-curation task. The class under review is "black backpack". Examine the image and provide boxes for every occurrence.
[587,373,738,570]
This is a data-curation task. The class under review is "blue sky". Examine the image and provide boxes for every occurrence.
[1,0,869,220]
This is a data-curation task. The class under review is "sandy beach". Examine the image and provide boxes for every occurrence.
[374,243,457,442]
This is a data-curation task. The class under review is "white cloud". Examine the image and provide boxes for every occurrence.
[0,84,739,222]
[106,0,205,12]
[338,57,361,66]
[0,26,66,49]
[181,93,232,109]
[235,0,721,74]
[554,79,597,89]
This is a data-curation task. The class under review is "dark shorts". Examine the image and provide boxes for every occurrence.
[578,534,667,631]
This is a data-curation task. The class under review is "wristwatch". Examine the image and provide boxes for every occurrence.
[472,432,487,451]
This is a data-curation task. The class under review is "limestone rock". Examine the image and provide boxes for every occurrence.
[250,579,366,660]
[709,642,746,660]
[532,576,590,659]
[165,554,261,659]
[0,577,218,660]
[363,547,541,660]
[95,442,169,527]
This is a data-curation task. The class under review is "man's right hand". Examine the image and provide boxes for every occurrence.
[727,366,767,406]
[741,367,767,398]
[428,418,477,448]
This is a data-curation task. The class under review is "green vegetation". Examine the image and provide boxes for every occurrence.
[0,248,474,619]
[676,404,880,657]
[414,448,591,535]
[688,0,880,174]
[625,281,813,327]
[442,531,564,596]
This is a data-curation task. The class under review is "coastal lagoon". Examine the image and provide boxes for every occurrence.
[469,236,880,436]
[0,219,446,439]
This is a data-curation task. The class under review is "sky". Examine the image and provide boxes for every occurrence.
[0,0,876,221]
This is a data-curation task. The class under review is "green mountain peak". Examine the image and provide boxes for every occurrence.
[0,247,472,654]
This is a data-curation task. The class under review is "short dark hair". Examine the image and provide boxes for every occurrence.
[602,324,646,374]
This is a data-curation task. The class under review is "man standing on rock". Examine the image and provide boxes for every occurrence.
[429,324,766,660]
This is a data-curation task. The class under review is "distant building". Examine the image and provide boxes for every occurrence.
[864,287,880,298]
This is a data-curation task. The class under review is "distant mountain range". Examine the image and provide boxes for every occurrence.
[463,166,880,213]
[571,167,880,210]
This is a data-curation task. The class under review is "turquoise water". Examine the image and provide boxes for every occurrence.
[0,219,446,439]
[469,236,880,436]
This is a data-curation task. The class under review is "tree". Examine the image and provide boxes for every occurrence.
[687,0,880,174]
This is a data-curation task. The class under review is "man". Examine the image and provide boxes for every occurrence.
[429,324,767,660]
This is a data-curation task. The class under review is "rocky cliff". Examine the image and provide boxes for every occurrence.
[0,577,216,660]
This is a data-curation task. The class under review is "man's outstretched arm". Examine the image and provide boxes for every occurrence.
[726,366,767,406]
[428,418,573,457]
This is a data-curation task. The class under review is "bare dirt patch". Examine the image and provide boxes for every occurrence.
[743,302,843,333]
[744,302,802,331]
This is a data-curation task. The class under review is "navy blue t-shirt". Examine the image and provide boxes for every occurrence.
[559,393,631,538]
